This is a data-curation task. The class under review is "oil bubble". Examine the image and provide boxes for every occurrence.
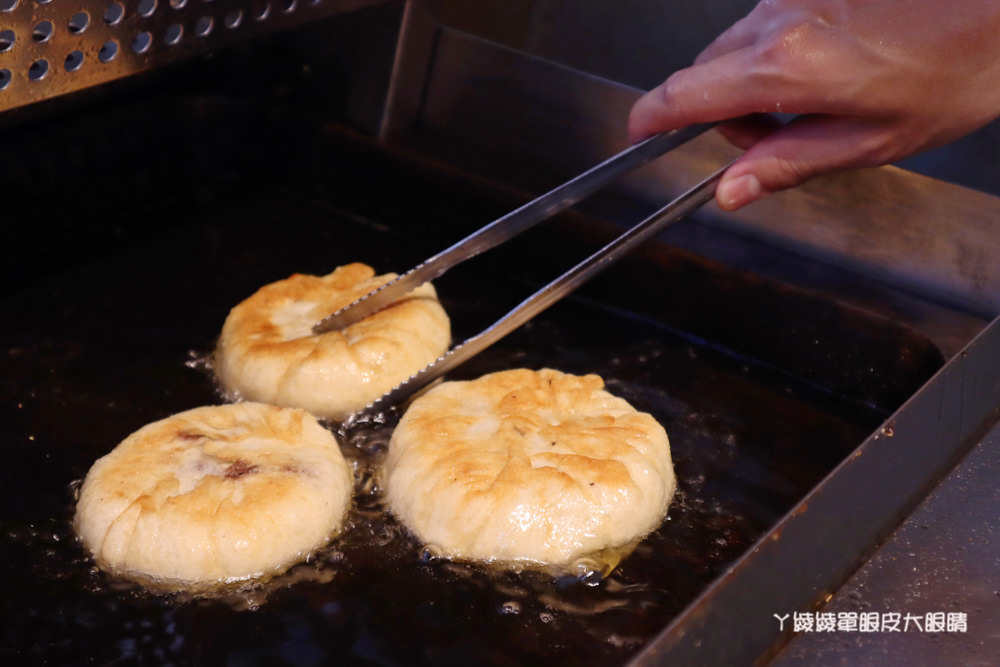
[419,544,443,564]
[499,601,521,615]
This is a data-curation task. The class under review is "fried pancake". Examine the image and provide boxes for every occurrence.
[75,403,353,589]
[384,368,675,568]
[215,263,450,421]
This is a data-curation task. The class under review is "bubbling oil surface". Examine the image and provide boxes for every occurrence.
[5,312,879,666]
[23,409,752,665]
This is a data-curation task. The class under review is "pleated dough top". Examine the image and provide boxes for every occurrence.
[384,368,675,567]
[75,403,353,589]
[215,263,451,421]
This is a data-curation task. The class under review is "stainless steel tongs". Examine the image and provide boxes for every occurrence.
[316,123,730,424]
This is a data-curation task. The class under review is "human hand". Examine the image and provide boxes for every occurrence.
[629,0,1000,210]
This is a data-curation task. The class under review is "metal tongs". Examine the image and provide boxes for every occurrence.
[316,123,730,424]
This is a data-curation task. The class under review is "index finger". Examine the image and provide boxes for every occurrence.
[627,41,838,143]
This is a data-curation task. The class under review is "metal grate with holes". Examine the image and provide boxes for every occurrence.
[0,0,387,113]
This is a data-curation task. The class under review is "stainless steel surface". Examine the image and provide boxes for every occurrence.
[0,0,388,113]
[628,311,1000,666]
[1,96,918,664]
[375,10,1000,664]
[425,0,1000,203]
[3,2,999,663]
[381,9,1000,325]
[427,0,755,92]
[345,161,729,424]
[313,122,716,333]
[378,0,434,142]
[770,419,1000,666]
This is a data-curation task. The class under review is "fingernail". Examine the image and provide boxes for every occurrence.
[717,173,763,211]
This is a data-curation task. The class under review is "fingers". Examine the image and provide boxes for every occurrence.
[629,6,772,141]
[715,113,784,149]
[628,43,827,143]
[629,6,862,144]
[630,65,895,210]
[628,0,1000,210]
[715,115,895,210]
[628,57,753,142]
[628,3,915,210]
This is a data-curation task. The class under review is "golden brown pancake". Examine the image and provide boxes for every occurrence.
[215,263,450,421]
[384,368,675,569]
[75,403,353,590]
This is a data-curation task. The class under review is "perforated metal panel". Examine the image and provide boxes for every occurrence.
[0,0,386,112]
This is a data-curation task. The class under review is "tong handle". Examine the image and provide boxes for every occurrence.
[313,123,717,334]
[344,161,732,425]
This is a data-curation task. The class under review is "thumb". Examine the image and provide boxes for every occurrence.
[715,115,896,210]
